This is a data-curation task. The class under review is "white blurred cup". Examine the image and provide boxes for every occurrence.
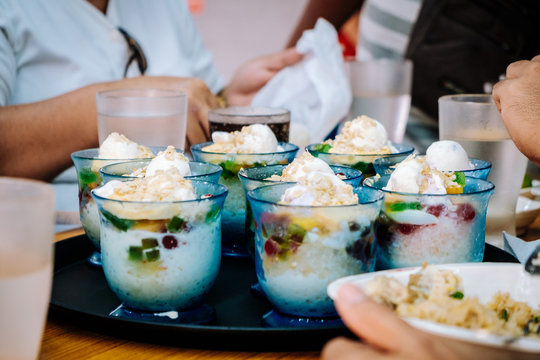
[0,177,54,360]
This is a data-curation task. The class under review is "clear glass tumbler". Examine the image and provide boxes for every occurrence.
[96,89,187,149]
[345,58,413,143]
[438,94,528,248]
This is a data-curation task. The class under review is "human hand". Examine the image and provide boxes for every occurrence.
[224,48,303,106]
[492,55,540,166]
[321,284,461,360]
[114,76,219,150]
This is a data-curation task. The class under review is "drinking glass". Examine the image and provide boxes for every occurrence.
[247,183,383,327]
[191,142,299,257]
[364,175,494,269]
[96,89,187,148]
[0,177,54,360]
[345,59,413,143]
[439,94,528,248]
[93,180,227,324]
[209,106,290,142]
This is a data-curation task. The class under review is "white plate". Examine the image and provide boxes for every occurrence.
[327,263,540,354]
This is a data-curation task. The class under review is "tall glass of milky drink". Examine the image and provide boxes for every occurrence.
[364,153,494,270]
[345,59,413,143]
[191,124,298,257]
[247,173,383,326]
[0,178,54,360]
[71,133,159,266]
[307,116,414,178]
[439,94,528,248]
[92,171,227,322]
[97,89,187,149]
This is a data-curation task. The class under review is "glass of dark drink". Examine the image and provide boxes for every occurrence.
[209,107,290,142]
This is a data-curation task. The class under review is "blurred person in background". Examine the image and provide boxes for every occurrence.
[287,0,540,152]
[0,0,301,180]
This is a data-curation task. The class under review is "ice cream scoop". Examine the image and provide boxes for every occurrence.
[145,146,191,177]
[203,124,282,153]
[426,140,472,172]
[98,132,153,159]
[271,152,334,182]
[328,116,393,155]
[384,155,461,195]
[280,171,358,206]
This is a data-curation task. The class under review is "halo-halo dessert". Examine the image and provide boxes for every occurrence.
[248,171,383,325]
[71,133,156,261]
[364,153,494,269]
[307,116,414,177]
[373,140,492,180]
[92,169,227,317]
[191,124,298,257]
[239,152,363,257]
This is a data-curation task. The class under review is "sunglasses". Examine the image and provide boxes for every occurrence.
[117,27,148,77]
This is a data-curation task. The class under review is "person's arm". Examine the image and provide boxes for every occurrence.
[0,76,218,181]
[492,55,540,167]
[286,0,363,48]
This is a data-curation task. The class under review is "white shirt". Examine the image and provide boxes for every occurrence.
[0,0,224,106]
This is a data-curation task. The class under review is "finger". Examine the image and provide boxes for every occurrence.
[491,80,504,112]
[264,48,304,72]
[505,60,530,80]
[206,91,220,109]
[322,337,387,360]
[188,100,210,138]
[185,112,208,149]
[335,284,422,353]
[531,54,540,62]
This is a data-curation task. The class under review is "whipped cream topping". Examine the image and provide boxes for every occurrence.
[98,132,154,159]
[426,140,472,172]
[95,168,196,202]
[267,152,335,182]
[327,116,393,155]
[202,124,283,154]
[384,155,460,194]
[145,146,191,177]
[279,172,358,206]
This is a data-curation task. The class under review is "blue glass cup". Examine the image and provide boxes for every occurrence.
[99,159,222,183]
[373,156,492,180]
[191,142,299,257]
[92,180,227,323]
[71,148,163,265]
[306,143,414,178]
[239,164,363,258]
[363,175,494,270]
[247,183,383,326]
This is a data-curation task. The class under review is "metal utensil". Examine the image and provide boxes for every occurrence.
[524,244,540,275]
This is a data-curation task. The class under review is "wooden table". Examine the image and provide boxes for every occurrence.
[40,228,321,360]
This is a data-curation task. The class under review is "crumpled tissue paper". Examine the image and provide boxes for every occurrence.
[251,18,352,149]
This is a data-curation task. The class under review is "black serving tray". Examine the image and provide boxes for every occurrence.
[49,235,518,351]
